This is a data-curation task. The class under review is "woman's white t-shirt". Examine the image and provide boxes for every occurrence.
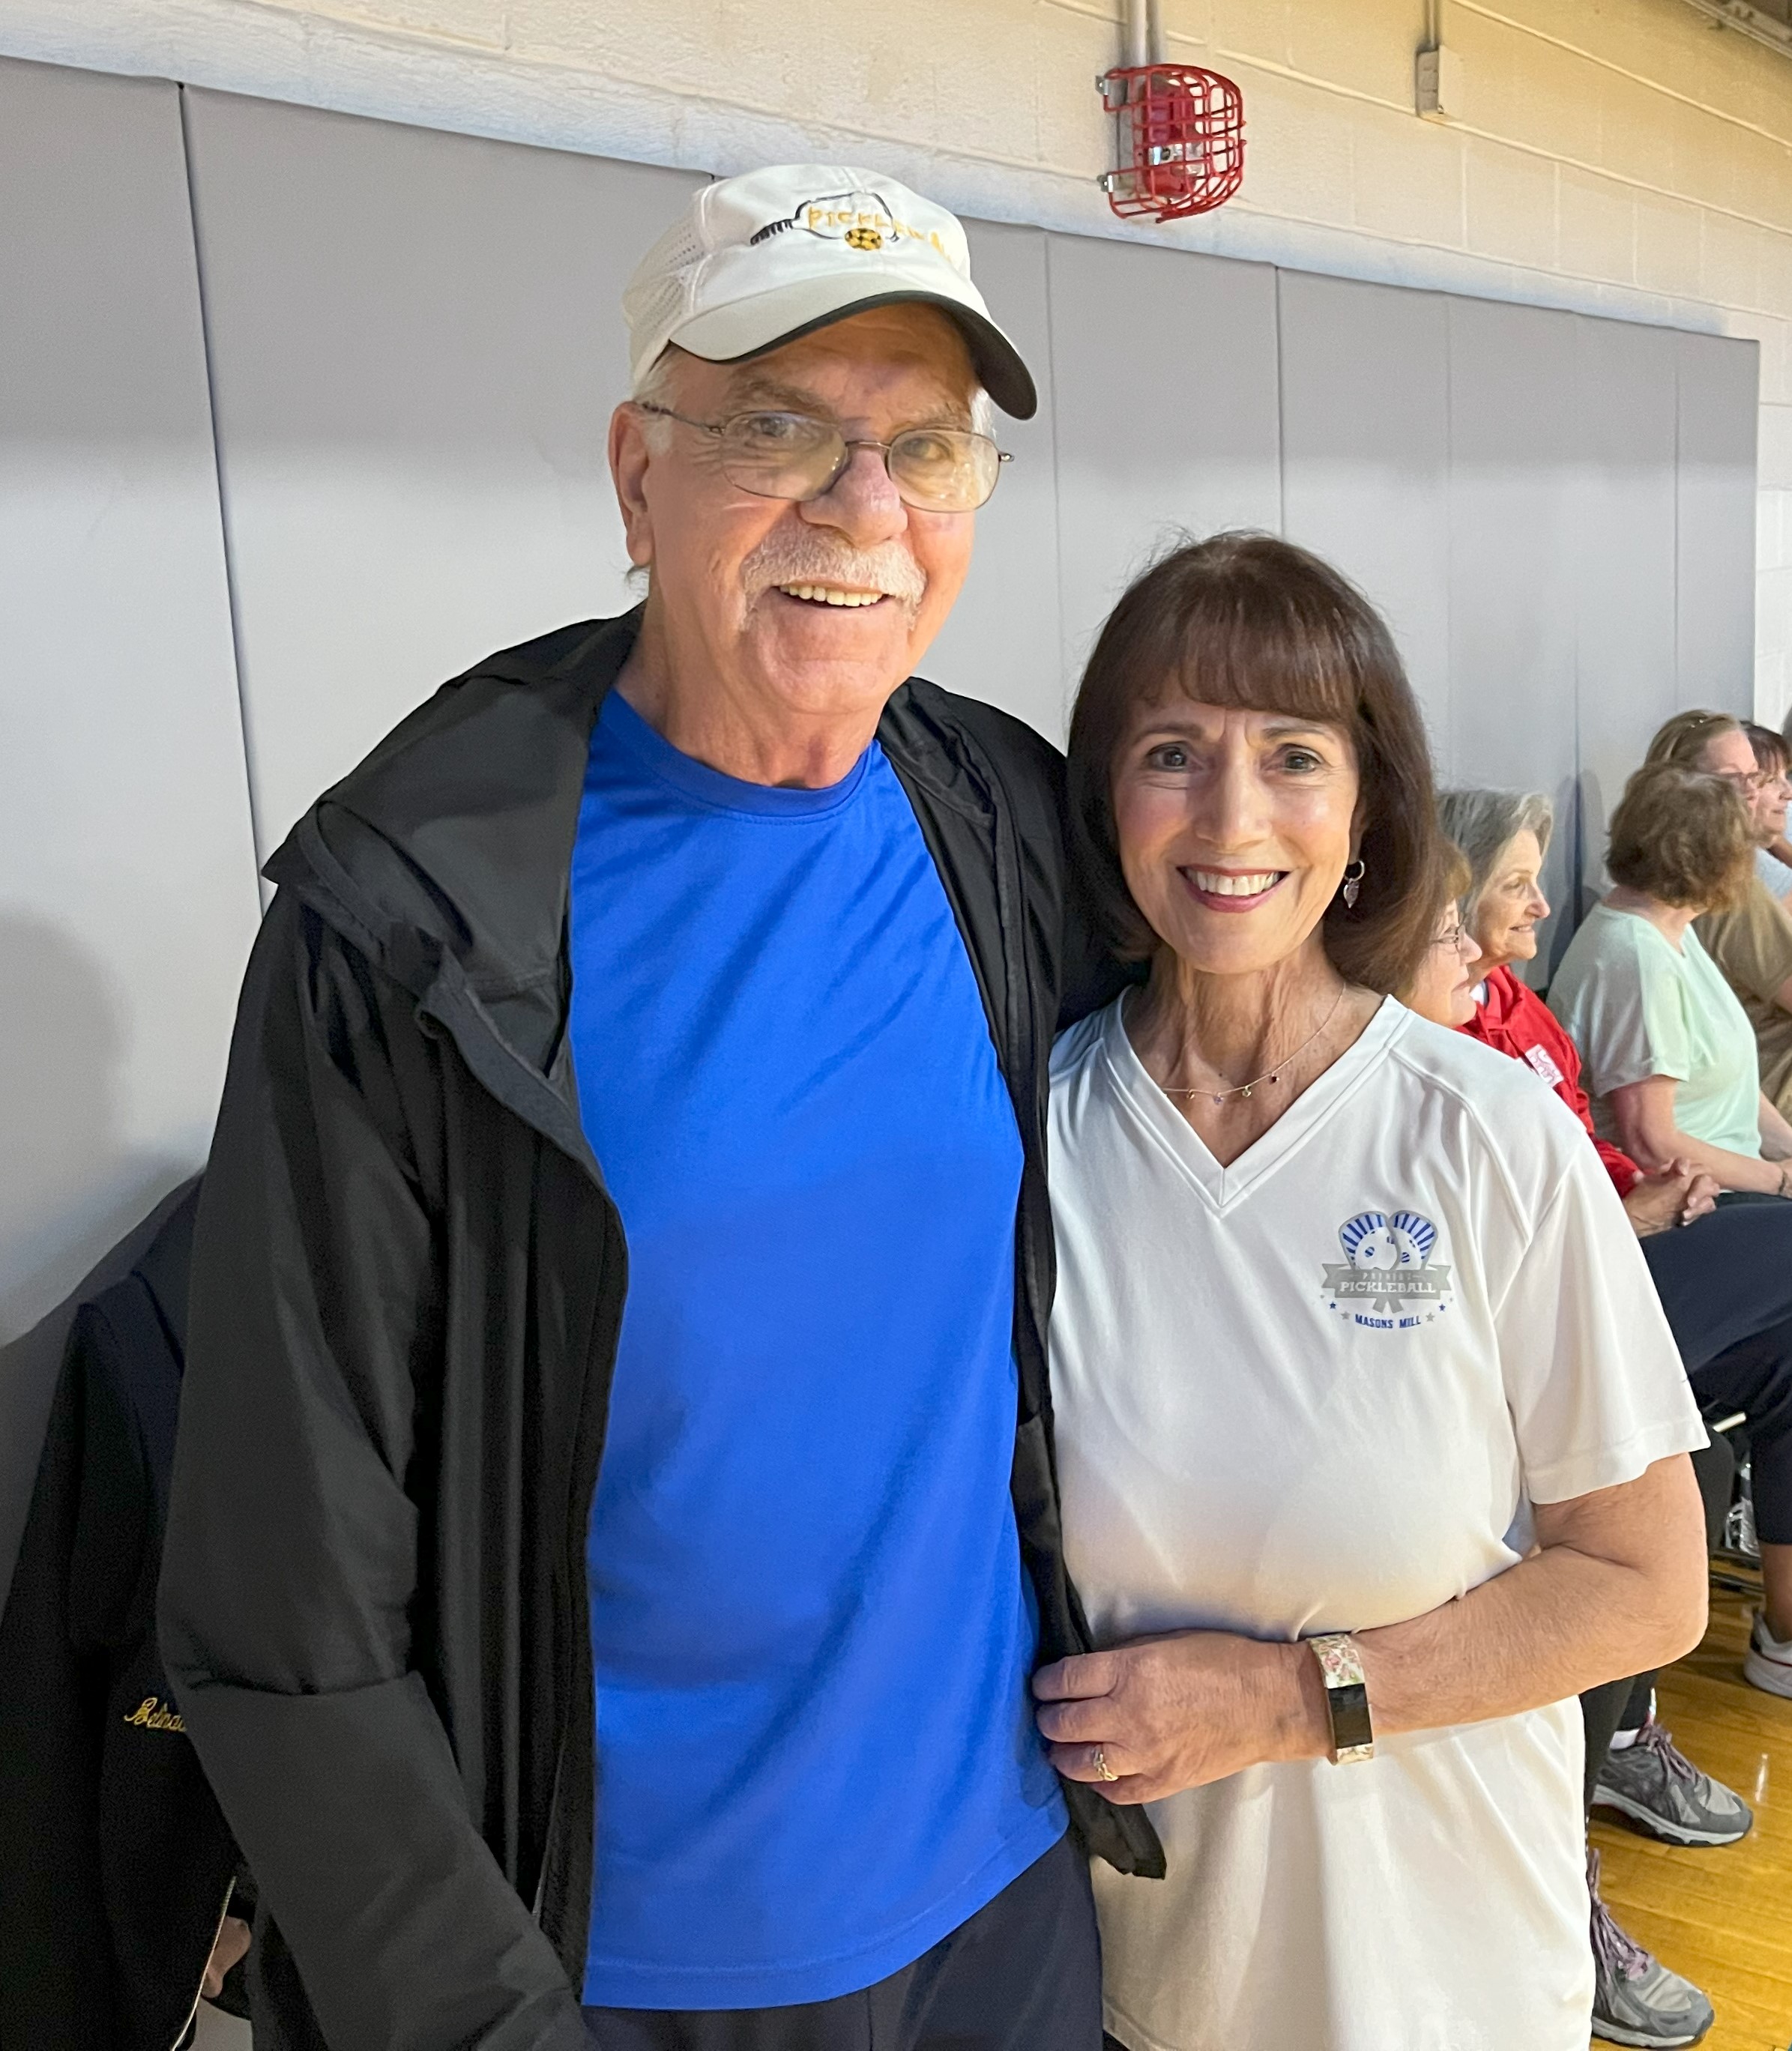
[1047,995,1704,2051]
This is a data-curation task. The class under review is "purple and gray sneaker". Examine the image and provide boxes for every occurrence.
[1588,1847,1715,2050]
[1593,1717,1753,1848]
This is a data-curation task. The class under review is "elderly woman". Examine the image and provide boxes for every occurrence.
[1548,761,1792,1197]
[1038,533,1709,2051]
[1439,789,1717,1235]
[1643,710,1792,1117]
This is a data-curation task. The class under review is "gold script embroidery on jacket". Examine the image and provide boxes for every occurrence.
[122,1696,187,1733]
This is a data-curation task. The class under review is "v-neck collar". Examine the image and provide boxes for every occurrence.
[1099,992,1411,1214]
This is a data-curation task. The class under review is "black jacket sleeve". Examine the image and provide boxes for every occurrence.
[157,894,588,2051]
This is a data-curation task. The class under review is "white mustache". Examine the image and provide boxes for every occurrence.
[740,531,928,617]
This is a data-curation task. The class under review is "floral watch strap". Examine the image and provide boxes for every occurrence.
[1309,1632,1375,1763]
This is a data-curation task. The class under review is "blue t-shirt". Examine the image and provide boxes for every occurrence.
[568,690,1065,2011]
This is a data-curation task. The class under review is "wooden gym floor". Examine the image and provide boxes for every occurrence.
[1594,1566,1792,2050]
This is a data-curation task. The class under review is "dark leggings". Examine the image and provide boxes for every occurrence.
[1578,1199,1792,1808]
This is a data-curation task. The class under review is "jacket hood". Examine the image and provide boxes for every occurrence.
[265,611,637,1069]
[261,612,642,1181]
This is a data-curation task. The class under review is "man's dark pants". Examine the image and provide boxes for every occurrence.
[583,1834,1100,2051]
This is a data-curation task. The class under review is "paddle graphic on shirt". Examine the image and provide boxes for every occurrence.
[1322,1209,1453,1330]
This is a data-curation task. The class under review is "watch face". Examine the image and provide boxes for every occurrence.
[1327,1680,1374,1758]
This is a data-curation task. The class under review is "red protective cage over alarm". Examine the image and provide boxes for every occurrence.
[1098,64,1246,223]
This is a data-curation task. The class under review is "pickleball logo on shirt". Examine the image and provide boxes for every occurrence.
[1322,1209,1453,1331]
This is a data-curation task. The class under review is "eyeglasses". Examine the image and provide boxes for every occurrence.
[1432,920,1476,954]
[635,404,1010,513]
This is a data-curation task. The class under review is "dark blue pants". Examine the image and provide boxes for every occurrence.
[1644,1196,1792,1544]
[582,1833,1101,2051]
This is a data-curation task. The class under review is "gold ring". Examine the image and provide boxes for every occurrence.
[1091,1746,1119,1783]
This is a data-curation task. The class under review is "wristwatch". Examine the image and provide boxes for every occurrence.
[1309,1634,1375,1763]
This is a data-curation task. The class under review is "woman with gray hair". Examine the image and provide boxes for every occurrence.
[1437,786,1554,974]
[1443,781,1792,1710]
[1437,788,1713,1238]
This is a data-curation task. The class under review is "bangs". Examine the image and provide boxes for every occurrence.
[1107,537,1378,746]
[1147,582,1369,734]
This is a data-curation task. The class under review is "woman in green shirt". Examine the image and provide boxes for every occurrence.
[1551,761,1792,1197]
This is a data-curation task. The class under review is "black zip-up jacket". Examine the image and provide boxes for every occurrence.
[0,1180,244,2051]
[158,608,1162,2051]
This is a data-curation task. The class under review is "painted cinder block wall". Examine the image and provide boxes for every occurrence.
[7,0,1792,707]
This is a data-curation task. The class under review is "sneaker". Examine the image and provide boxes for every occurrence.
[1593,1717,1753,1846]
[1589,1849,1715,2048]
[1744,1611,1792,1698]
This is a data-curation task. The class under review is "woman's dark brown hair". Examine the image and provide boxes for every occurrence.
[1439,841,1473,912]
[1746,722,1788,779]
[1606,761,1753,912]
[1067,531,1445,996]
[1391,844,1474,1006]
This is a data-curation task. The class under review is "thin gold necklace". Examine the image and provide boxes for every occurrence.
[1160,988,1348,1106]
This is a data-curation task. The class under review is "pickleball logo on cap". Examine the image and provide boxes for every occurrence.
[1322,1208,1452,1331]
[748,188,948,256]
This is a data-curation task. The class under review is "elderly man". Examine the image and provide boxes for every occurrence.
[158,166,1158,2051]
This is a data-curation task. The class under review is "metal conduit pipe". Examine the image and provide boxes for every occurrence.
[1123,0,1147,71]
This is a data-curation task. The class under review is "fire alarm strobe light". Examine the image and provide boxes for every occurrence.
[1097,64,1245,223]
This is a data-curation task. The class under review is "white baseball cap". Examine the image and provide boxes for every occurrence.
[623,164,1037,420]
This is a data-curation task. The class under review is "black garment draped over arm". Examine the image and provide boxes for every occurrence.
[0,1182,244,2051]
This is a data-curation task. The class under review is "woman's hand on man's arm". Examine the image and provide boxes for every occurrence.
[1033,1631,1330,1804]
[1035,1455,1707,1805]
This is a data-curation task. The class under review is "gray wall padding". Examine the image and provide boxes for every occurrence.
[0,58,1761,1598]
